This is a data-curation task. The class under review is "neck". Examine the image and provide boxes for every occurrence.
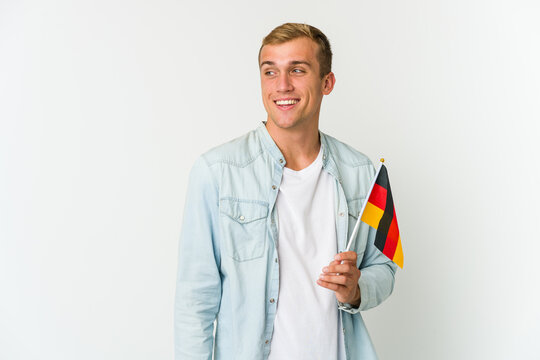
[265,119,321,171]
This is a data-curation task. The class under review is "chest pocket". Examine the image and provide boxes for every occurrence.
[347,198,367,265]
[219,198,268,262]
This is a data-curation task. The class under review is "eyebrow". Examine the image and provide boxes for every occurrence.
[259,60,312,68]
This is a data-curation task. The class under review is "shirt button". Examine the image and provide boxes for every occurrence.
[272,185,277,190]
[265,340,269,344]
[269,298,275,303]
[323,154,326,160]
[239,215,245,221]
[279,158,284,164]
[339,212,344,217]
[275,258,278,263]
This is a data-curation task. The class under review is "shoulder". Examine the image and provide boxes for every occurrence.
[321,131,373,169]
[199,127,264,168]
[321,131,376,203]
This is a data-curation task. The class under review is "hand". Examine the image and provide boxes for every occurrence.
[317,251,362,306]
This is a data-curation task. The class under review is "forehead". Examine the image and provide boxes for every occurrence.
[259,37,319,66]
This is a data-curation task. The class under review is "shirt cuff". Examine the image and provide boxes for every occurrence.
[337,300,361,314]
[337,275,371,314]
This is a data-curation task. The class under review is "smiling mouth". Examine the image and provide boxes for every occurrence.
[275,99,299,105]
[274,99,300,109]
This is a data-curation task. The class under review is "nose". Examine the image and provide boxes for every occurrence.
[277,72,293,92]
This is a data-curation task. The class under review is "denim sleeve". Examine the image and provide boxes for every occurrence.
[338,225,398,314]
[175,155,221,359]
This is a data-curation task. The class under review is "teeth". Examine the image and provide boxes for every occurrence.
[275,99,299,105]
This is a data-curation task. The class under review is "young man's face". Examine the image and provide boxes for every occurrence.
[259,37,335,131]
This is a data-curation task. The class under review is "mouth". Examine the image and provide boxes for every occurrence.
[274,98,300,110]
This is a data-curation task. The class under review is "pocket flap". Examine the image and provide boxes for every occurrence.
[347,198,365,220]
[219,198,268,224]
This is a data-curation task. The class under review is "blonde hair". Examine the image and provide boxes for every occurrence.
[259,23,333,78]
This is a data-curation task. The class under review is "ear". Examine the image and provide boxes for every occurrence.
[322,72,336,95]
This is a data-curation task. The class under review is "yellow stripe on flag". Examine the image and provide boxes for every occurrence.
[392,235,404,268]
[360,202,384,229]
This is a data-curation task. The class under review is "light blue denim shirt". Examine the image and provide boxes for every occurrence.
[175,121,397,359]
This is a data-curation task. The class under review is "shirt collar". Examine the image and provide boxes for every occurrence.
[256,121,332,171]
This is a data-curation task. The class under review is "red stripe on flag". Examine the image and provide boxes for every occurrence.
[368,183,387,210]
[382,208,400,259]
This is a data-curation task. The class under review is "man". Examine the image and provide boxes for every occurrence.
[175,23,397,360]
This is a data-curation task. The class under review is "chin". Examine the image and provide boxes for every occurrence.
[270,119,298,129]
[269,114,301,128]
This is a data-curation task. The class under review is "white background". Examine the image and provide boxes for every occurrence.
[1,0,539,359]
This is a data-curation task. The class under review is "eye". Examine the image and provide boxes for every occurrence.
[264,70,276,76]
[292,68,305,73]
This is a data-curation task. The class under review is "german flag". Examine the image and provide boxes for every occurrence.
[361,164,404,268]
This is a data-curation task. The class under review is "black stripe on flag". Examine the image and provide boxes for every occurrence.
[374,166,394,252]
[375,165,389,189]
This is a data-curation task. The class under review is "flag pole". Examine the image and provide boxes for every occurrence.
[345,158,385,252]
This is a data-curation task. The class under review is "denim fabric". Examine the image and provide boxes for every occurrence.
[175,121,397,360]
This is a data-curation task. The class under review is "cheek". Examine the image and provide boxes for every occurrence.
[261,87,273,101]
[260,84,269,98]
[261,97,273,111]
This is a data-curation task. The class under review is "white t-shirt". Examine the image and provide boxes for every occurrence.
[268,146,346,360]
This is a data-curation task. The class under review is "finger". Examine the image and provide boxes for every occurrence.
[324,260,340,267]
[316,278,343,292]
[322,260,343,275]
[319,274,348,286]
[334,251,357,262]
[323,264,354,275]
[337,258,356,271]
